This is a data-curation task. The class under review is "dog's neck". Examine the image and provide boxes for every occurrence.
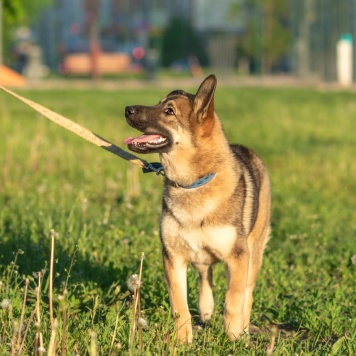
[165,172,216,189]
[160,142,232,189]
[159,115,236,188]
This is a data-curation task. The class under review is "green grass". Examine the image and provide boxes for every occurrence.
[0,83,355,354]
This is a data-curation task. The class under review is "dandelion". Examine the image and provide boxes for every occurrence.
[1,298,11,310]
[351,254,356,265]
[138,317,148,328]
[50,229,59,239]
[127,274,141,292]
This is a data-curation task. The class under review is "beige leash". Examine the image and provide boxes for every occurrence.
[0,85,164,173]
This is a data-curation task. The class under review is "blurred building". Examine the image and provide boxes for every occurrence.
[34,0,245,73]
[31,0,356,82]
[292,0,356,82]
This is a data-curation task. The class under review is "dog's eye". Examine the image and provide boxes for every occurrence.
[164,108,175,116]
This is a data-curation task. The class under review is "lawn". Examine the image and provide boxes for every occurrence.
[0,81,355,355]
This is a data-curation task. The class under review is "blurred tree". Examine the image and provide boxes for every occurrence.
[3,0,51,24]
[161,17,208,68]
[2,0,52,65]
[84,0,100,80]
[241,0,291,73]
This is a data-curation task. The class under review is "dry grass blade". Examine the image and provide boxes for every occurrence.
[266,326,278,355]
[129,252,145,351]
[49,229,57,331]
[16,278,30,352]
[90,331,98,356]
[47,319,58,356]
[35,272,45,355]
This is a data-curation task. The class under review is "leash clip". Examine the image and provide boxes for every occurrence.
[142,162,165,176]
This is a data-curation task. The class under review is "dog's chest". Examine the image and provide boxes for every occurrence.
[186,225,236,262]
[162,175,239,263]
[163,218,237,263]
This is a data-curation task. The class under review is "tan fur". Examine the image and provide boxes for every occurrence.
[124,75,271,343]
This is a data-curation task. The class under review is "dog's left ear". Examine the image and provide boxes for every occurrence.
[194,75,217,123]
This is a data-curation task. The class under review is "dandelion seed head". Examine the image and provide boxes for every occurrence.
[138,317,148,327]
[127,274,140,292]
[0,299,11,310]
[351,254,356,265]
[50,229,59,239]
[33,271,41,279]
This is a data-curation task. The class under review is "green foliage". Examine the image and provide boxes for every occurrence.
[2,0,53,65]
[0,83,355,354]
[161,18,208,67]
[3,0,52,24]
[3,0,24,23]
[241,0,291,73]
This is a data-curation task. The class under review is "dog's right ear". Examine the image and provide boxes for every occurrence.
[194,75,217,123]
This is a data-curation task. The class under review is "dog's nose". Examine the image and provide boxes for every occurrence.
[125,106,136,117]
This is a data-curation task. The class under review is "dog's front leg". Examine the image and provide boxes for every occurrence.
[163,252,192,343]
[224,247,250,341]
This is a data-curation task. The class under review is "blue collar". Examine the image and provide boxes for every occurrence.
[142,162,216,189]
[178,173,216,189]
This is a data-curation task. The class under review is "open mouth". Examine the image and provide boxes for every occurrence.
[124,133,169,152]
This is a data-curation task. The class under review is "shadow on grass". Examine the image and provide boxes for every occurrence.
[0,223,135,294]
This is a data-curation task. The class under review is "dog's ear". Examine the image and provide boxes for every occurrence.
[194,75,217,123]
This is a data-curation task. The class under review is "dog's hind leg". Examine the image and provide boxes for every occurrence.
[224,244,250,341]
[194,264,214,323]
[244,176,271,330]
[244,225,270,330]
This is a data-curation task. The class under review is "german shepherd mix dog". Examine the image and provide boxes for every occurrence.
[124,75,271,343]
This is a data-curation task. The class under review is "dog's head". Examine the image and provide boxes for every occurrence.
[124,75,217,154]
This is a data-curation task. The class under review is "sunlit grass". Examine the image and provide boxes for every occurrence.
[0,84,355,354]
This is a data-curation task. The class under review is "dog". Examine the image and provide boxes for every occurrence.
[124,75,271,343]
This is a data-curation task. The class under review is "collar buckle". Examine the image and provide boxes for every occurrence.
[142,162,165,176]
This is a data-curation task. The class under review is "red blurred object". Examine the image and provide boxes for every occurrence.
[132,47,145,60]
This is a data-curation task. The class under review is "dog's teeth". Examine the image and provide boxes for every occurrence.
[150,137,166,144]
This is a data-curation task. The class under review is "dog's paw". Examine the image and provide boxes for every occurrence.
[224,314,246,341]
[177,323,193,344]
[200,312,213,323]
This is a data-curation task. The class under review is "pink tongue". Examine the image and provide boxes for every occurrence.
[124,134,164,145]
